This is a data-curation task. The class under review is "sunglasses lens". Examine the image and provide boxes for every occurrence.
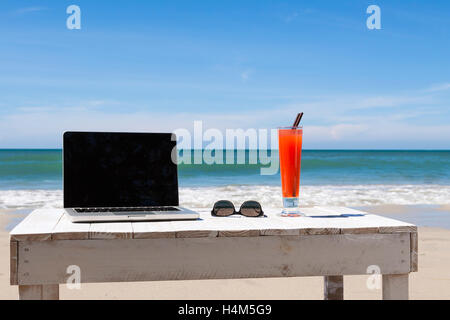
[212,200,235,216]
[240,201,263,217]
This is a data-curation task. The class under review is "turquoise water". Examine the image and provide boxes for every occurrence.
[0,149,449,190]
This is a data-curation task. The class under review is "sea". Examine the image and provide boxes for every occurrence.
[0,149,449,210]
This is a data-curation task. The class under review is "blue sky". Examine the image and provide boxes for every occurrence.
[0,0,449,148]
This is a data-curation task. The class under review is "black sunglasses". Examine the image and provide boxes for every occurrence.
[211,200,264,217]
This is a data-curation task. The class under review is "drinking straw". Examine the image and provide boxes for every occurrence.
[292,112,303,128]
[289,113,303,198]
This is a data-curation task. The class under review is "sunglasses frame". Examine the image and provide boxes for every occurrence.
[211,200,264,217]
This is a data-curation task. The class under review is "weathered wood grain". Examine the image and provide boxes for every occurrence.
[256,217,300,236]
[10,240,18,285]
[324,275,344,300]
[173,219,219,238]
[177,230,219,238]
[218,229,260,237]
[132,220,176,239]
[410,232,418,272]
[10,209,64,241]
[341,227,379,234]
[42,284,59,300]
[17,233,410,285]
[379,225,417,233]
[19,284,59,300]
[382,274,409,300]
[52,213,90,240]
[299,228,341,235]
[89,222,133,240]
[19,285,42,300]
[9,207,417,241]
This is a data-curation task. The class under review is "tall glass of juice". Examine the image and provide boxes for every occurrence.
[278,126,303,216]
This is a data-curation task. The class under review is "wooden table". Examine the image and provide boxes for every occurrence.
[10,206,417,300]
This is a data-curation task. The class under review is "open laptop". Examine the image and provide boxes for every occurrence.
[63,131,199,222]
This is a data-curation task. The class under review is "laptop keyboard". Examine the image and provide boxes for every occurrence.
[74,207,180,213]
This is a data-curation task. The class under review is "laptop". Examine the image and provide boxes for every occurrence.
[63,131,199,222]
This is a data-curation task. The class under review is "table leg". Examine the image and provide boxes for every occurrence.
[19,284,59,300]
[382,274,409,300]
[324,275,344,300]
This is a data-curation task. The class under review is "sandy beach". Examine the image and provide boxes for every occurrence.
[1,207,450,300]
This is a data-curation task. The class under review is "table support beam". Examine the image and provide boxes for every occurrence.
[382,274,409,300]
[19,284,59,300]
[324,275,343,300]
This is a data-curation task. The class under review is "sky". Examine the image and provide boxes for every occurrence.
[0,0,449,149]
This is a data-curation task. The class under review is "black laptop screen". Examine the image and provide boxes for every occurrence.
[63,132,179,208]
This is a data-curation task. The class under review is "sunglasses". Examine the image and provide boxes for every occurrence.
[211,200,264,217]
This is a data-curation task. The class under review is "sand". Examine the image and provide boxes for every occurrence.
[1,209,450,300]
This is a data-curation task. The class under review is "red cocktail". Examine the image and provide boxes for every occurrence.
[278,127,303,216]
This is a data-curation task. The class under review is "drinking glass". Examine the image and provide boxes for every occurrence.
[278,126,303,216]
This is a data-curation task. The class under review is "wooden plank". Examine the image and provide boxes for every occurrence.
[196,211,279,236]
[382,274,409,300]
[10,209,64,241]
[195,213,300,237]
[18,284,58,300]
[410,232,418,272]
[10,240,18,285]
[324,275,343,300]
[341,227,379,234]
[218,229,260,237]
[258,216,300,236]
[299,227,340,235]
[132,220,176,239]
[19,285,43,300]
[9,208,417,241]
[318,206,368,216]
[260,228,299,236]
[17,233,410,285]
[216,218,260,237]
[333,214,380,235]
[206,209,414,236]
[363,214,416,233]
[177,230,219,238]
[379,225,417,233]
[338,214,416,234]
[42,284,59,300]
[89,222,133,240]
[299,207,344,217]
[180,215,261,237]
[52,213,90,240]
[173,219,218,238]
[287,216,340,235]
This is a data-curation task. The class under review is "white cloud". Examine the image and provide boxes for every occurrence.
[284,12,299,23]
[1,82,449,148]
[425,83,450,93]
[240,70,251,81]
[14,7,46,15]
[357,95,431,108]
[1,105,449,149]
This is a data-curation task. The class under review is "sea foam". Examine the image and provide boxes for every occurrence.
[0,185,449,210]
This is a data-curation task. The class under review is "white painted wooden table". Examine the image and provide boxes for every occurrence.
[10,206,418,300]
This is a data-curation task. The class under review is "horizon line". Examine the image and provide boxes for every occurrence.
[0,148,449,151]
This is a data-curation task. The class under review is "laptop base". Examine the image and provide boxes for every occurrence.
[65,207,199,223]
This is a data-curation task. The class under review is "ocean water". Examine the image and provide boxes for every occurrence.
[0,149,449,209]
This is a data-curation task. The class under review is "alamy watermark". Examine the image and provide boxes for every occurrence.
[366,5,381,30]
[67,5,81,30]
[66,265,81,290]
[366,265,382,290]
[65,5,381,32]
[171,121,279,175]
